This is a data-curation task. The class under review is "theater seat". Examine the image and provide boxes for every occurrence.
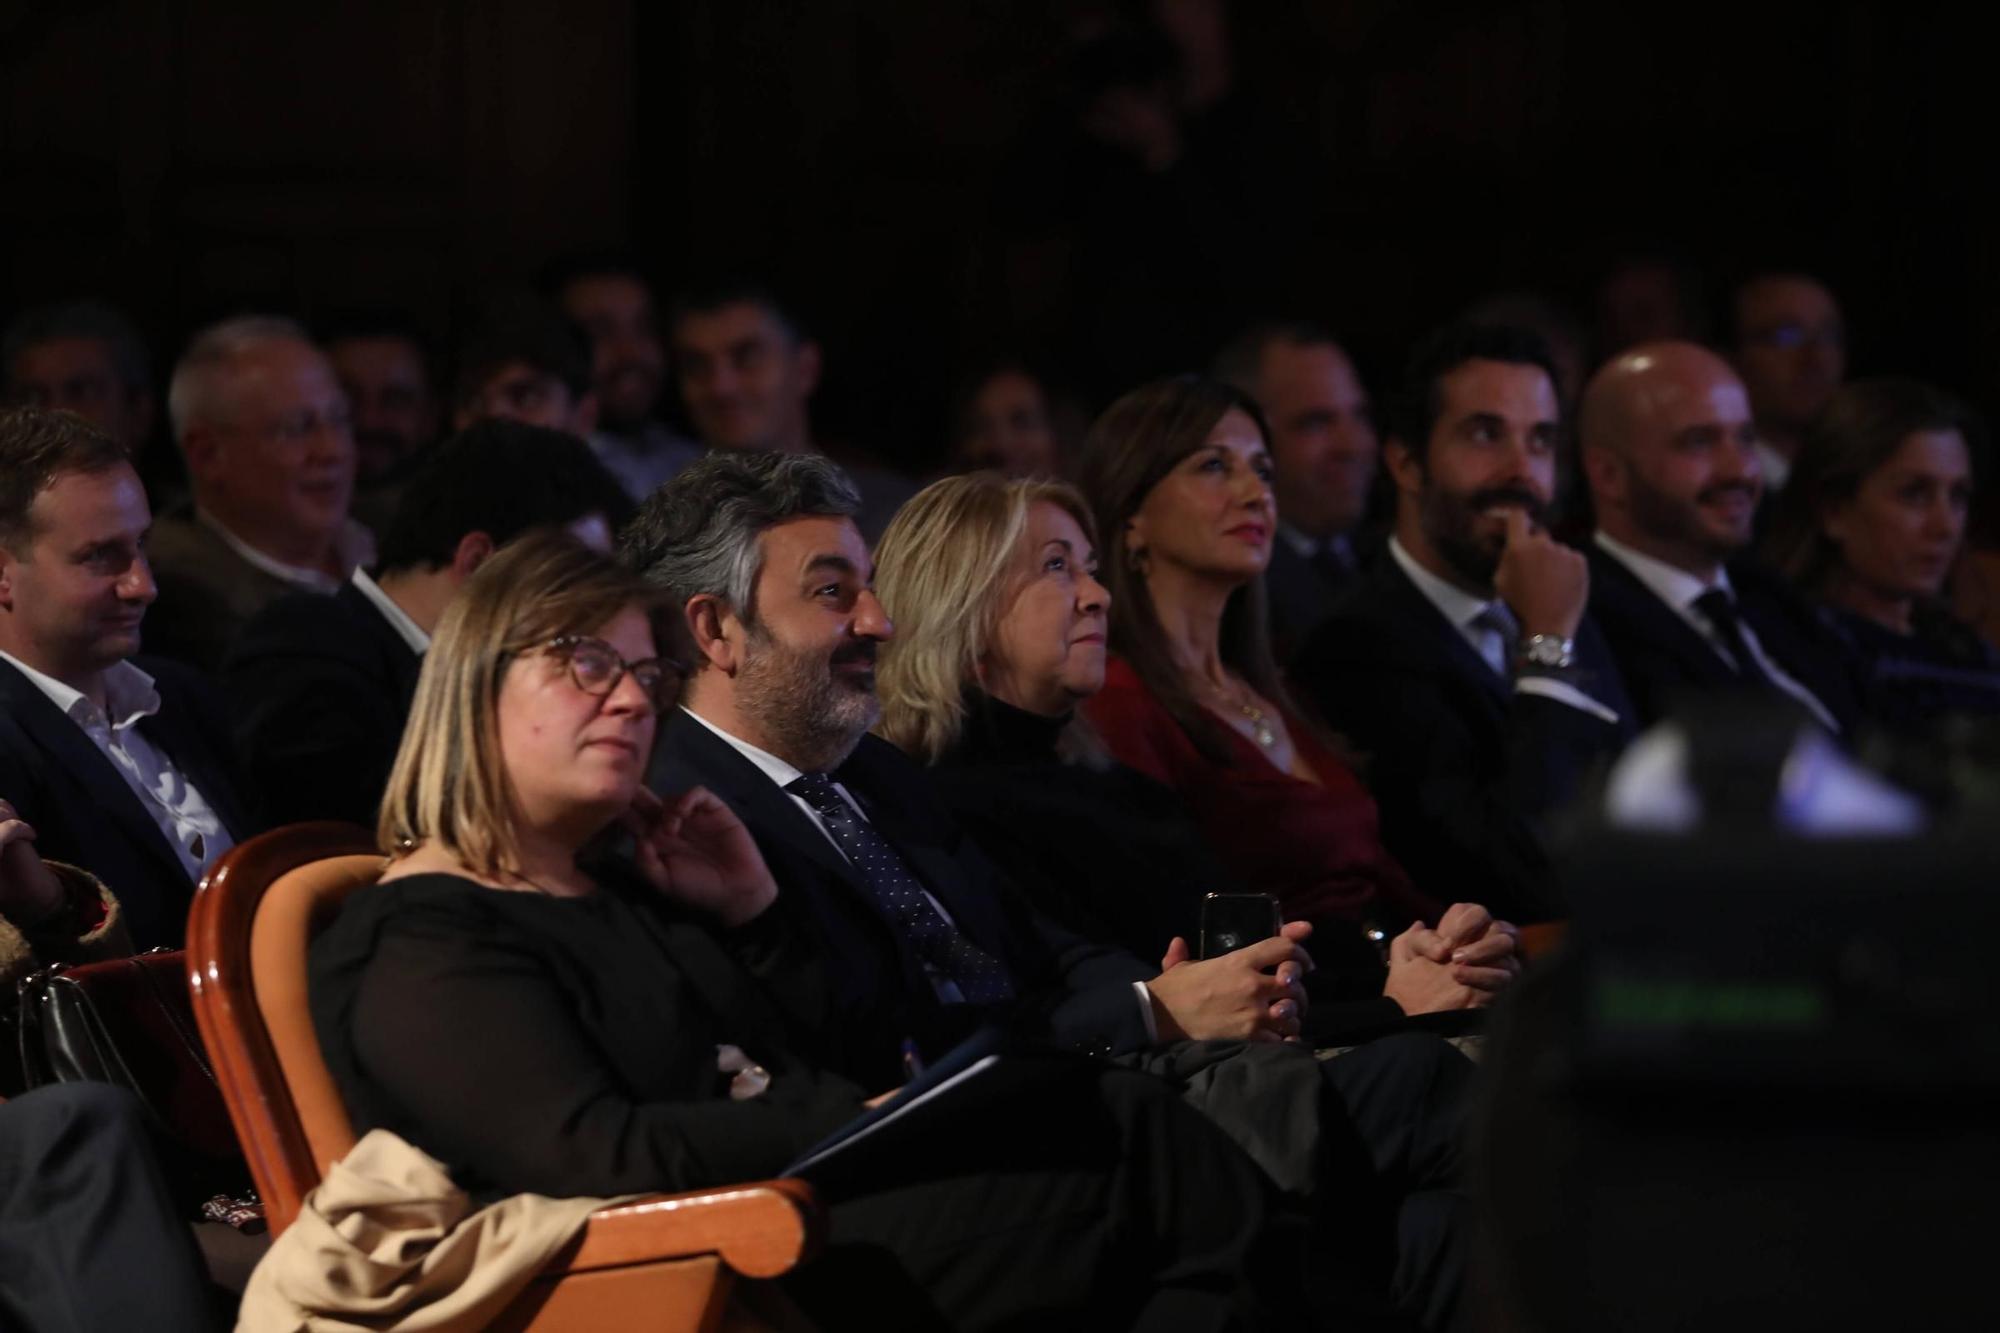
[185,823,822,1332]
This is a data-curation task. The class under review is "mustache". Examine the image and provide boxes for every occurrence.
[1698,480,1759,505]
[1468,486,1550,526]
[831,640,877,668]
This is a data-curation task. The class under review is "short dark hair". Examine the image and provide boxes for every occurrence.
[1393,322,1560,461]
[2,300,153,398]
[1210,321,1341,394]
[0,407,132,550]
[619,450,859,619]
[452,302,593,408]
[317,307,436,375]
[374,419,631,576]
[539,248,654,301]
[666,278,809,347]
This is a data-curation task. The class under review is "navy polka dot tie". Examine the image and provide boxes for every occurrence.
[788,774,1016,1006]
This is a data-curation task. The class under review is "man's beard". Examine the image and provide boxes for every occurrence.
[736,623,880,774]
[1626,470,1756,564]
[1420,479,1549,589]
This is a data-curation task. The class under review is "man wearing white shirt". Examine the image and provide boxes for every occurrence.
[1579,340,1859,733]
[0,407,248,948]
[1296,323,1636,922]
[144,315,375,670]
[228,420,627,827]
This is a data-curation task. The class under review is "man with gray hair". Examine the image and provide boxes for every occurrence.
[145,315,371,669]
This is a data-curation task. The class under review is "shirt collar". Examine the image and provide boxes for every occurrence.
[0,651,159,730]
[348,568,431,654]
[679,706,808,788]
[196,509,376,594]
[1592,529,1732,615]
[1389,534,1499,633]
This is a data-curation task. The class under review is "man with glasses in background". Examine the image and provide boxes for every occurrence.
[1728,271,1847,493]
[144,315,371,670]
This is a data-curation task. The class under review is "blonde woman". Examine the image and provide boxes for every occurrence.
[307,527,1294,1332]
[875,472,1506,1034]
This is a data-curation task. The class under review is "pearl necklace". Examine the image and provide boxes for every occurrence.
[1209,679,1277,748]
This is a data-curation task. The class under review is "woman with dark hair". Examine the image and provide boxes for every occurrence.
[1765,377,2000,730]
[1076,376,1510,964]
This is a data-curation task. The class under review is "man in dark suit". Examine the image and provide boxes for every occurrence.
[227,421,629,828]
[0,407,250,948]
[1578,341,1860,733]
[1214,322,1382,663]
[1297,324,1635,922]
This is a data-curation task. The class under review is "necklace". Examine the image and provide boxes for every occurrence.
[1209,679,1277,748]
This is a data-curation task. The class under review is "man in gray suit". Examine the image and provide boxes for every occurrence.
[145,315,371,670]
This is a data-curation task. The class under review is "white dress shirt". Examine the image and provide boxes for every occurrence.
[1591,530,1838,732]
[678,707,1158,1032]
[349,568,431,654]
[1387,537,1621,726]
[0,653,234,880]
[197,509,376,595]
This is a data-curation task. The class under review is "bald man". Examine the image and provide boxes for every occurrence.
[1579,341,1859,732]
[1729,273,1846,489]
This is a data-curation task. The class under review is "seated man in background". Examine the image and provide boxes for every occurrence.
[146,315,370,670]
[2,298,181,505]
[1296,324,1634,924]
[1213,321,1381,661]
[0,407,249,949]
[228,420,628,828]
[450,299,598,437]
[1727,271,1847,493]
[669,279,917,540]
[550,254,702,499]
[1580,341,1859,732]
[322,310,443,533]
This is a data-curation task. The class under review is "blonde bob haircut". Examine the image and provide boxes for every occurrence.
[378,527,666,878]
[874,471,1097,763]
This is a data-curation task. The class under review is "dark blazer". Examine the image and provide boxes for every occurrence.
[143,509,302,673]
[1585,546,1863,735]
[0,656,252,949]
[650,715,1157,1089]
[1294,558,1635,922]
[227,580,425,828]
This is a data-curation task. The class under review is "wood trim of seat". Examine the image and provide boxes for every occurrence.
[553,1180,819,1279]
[186,822,380,1233]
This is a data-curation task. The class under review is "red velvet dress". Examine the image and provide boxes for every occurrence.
[1083,657,1437,929]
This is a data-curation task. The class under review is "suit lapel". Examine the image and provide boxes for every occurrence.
[1378,560,1512,712]
[1589,548,1735,685]
[0,664,193,889]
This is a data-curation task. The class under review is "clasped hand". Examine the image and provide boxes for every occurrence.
[1145,921,1314,1044]
[1383,902,1521,1015]
[623,786,779,927]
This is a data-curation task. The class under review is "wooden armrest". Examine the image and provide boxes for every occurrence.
[550,1179,821,1280]
[1518,921,1568,962]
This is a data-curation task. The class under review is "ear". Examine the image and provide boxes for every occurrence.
[685,594,742,674]
[1819,496,1853,548]
[451,401,478,433]
[1383,435,1426,498]
[1580,443,1624,508]
[570,390,600,437]
[179,426,225,484]
[0,546,16,612]
[1122,514,1148,561]
[131,390,157,444]
[795,340,823,399]
[448,530,496,582]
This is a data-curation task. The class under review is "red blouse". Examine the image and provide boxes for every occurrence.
[1082,657,1436,928]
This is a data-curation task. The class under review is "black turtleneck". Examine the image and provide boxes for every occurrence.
[932,691,1406,1041]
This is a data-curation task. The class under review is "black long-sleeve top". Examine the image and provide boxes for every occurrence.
[309,872,866,1203]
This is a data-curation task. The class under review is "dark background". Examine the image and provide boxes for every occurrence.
[2,0,1986,471]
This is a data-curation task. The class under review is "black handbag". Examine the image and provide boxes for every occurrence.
[15,947,263,1229]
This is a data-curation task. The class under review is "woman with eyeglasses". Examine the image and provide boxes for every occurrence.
[306,528,1302,1331]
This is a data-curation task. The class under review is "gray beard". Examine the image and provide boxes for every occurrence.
[735,627,880,774]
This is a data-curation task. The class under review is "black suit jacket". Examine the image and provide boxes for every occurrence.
[1585,546,1863,735]
[0,656,252,949]
[227,581,425,827]
[1293,559,1635,922]
[650,716,1157,1089]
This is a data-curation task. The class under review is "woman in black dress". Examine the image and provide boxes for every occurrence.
[307,529,1296,1332]
[1765,377,2000,732]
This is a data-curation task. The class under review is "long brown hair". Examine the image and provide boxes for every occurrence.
[1078,375,1290,765]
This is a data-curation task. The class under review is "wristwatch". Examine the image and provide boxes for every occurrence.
[1520,633,1576,671]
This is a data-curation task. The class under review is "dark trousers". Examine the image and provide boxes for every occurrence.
[0,1084,220,1333]
[789,1057,1304,1332]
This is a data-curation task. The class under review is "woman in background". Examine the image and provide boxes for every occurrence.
[1766,377,2000,731]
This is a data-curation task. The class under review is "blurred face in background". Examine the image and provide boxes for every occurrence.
[561,274,665,433]
[1252,340,1377,542]
[673,302,820,455]
[1823,428,1972,604]
[1734,276,1846,445]
[7,338,153,456]
[958,370,1058,478]
[328,334,438,481]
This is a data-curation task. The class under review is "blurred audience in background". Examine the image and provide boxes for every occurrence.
[1729,272,1848,493]
[2,299,180,505]
[948,361,1064,479]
